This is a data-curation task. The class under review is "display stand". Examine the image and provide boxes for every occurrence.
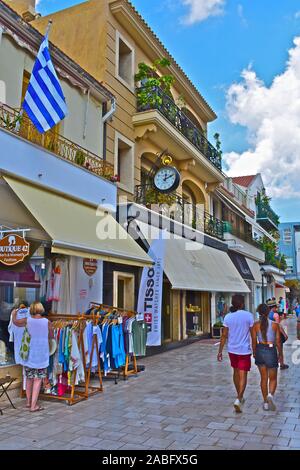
[90,303,139,380]
[25,314,103,406]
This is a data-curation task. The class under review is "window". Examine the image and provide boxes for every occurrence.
[285,257,294,274]
[0,80,6,104]
[283,228,292,245]
[113,272,135,310]
[115,132,134,193]
[116,32,135,90]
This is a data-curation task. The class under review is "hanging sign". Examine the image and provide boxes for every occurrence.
[137,237,165,346]
[83,258,98,276]
[0,234,30,266]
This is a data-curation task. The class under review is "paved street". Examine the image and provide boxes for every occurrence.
[0,317,299,451]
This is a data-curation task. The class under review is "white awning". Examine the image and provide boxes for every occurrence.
[272,273,286,286]
[137,222,250,293]
[246,258,263,283]
[4,176,153,268]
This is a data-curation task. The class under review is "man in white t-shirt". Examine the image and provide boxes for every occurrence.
[217,294,254,413]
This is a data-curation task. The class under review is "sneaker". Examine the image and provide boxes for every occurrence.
[263,402,269,411]
[280,364,289,370]
[240,397,245,405]
[267,393,276,411]
[234,399,242,413]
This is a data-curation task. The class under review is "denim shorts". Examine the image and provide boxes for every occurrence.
[255,344,278,369]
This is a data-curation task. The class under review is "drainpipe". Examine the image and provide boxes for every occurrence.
[102,98,116,161]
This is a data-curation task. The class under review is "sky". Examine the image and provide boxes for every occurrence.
[36,0,300,223]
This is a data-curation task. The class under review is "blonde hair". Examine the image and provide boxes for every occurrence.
[30,301,45,316]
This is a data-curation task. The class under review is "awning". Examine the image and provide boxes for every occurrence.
[272,273,286,286]
[4,177,152,268]
[228,252,254,281]
[215,190,247,219]
[0,263,40,288]
[246,258,263,283]
[137,222,250,293]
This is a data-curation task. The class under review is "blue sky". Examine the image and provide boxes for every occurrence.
[37,0,300,222]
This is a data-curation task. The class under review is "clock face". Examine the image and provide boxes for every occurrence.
[153,166,180,193]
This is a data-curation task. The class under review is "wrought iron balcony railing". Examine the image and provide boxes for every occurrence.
[256,201,279,228]
[135,184,224,240]
[0,102,114,181]
[223,221,261,248]
[136,86,222,171]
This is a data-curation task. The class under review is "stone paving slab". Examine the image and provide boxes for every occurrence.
[0,317,299,450]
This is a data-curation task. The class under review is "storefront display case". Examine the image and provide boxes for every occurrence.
[186,304,203,336]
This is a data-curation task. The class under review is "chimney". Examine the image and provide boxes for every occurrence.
[5,1,36,22]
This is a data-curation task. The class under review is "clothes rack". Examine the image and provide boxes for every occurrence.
[21,313,103,406]
[89,302,139,379]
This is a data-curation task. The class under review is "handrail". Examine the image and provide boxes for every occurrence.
[135,184,224,240]
[136,86,222,171]
[223,221,261,248]
[256,201,279,227]
[0,102,114,181]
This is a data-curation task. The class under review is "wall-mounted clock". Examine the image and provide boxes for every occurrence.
[153,166,180,194]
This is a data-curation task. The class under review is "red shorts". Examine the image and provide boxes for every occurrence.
[228,353,251,371]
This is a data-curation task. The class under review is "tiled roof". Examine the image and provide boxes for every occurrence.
[232,175,257,188]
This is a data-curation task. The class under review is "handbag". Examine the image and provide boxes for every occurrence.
[280,332,288,344]
[19,326,31,361]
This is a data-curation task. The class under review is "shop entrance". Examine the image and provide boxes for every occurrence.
[113,272,135,310]
[185,291,211,337]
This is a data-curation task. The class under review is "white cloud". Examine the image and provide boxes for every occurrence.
[181,0,226,25]
[224,37,300,199]
[295,11,300,19]
[237,4,248,27]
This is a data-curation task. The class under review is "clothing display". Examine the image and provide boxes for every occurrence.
[49,321,86,390]
[8,308,30,366]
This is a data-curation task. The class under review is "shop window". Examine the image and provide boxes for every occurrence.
[115,132,134,193]
[113,272,135,310]
[0,254,44,367]
[116,32,135,90]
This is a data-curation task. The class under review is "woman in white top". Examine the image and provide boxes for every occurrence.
[12,302,53,412]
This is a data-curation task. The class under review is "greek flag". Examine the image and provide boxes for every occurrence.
[22,31,68,133]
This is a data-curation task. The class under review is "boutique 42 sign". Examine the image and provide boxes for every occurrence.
[0,234,30,266]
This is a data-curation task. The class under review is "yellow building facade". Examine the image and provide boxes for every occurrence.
[5,0,234,345]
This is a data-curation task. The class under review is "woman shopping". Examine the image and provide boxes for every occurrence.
[251,303,283,411]
[12,301,53,412]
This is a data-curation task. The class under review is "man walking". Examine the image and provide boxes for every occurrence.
[217,295,254,413]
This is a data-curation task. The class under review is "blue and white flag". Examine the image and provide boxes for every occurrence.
[22,31,68,133]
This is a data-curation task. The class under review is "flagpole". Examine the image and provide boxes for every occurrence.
[45,20,53,37]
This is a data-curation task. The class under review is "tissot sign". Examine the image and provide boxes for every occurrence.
[0,234,30,266]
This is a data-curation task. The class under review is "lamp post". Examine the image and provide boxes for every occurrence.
[260,267,266,303]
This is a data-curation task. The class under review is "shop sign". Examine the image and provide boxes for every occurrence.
[0,234,30,266]
[83,258,98,276]
[137,237,165,347]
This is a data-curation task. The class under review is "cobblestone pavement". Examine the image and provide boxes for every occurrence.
[0,317,299,450]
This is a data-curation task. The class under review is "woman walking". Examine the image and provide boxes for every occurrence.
[251,303,283,411]
[12,302,53,412]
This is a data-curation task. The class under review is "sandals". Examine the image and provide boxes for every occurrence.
[30,406,44,412]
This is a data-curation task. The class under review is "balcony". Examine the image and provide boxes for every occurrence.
[256,201,279,232]
[223,221,261,248]
[135,184,224,241]
[0,102,114,181]
[135,86,222,173]
[222,178,250,209]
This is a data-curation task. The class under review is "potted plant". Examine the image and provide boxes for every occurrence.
[212,321,224,339]
[75,150,86,167]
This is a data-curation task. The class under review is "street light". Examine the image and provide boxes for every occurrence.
[260,267,266,303]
